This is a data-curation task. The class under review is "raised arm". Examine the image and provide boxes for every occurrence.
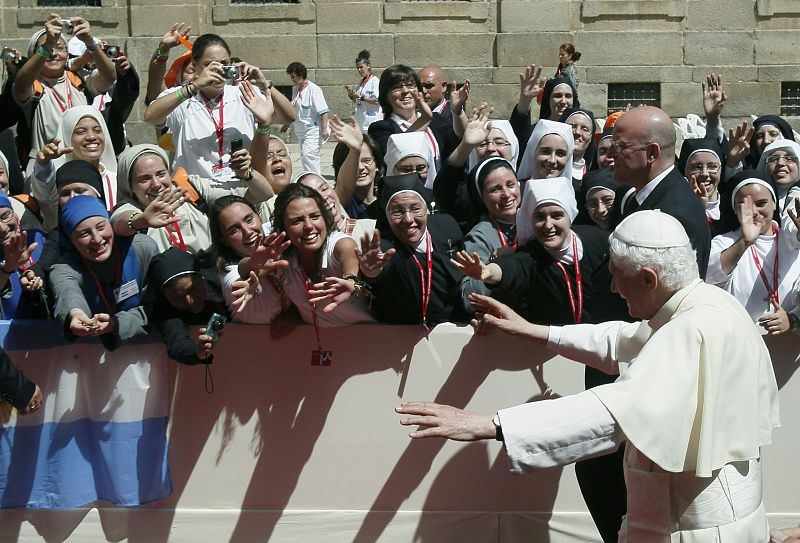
[13,14,62,104]
[145,22,191,105]
[331,115,364,205]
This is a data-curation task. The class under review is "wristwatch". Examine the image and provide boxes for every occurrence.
[492,413,503,442]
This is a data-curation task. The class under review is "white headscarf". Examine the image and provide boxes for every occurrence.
[516,176,578,247]
[467,120,520,172]
[517,119,575,181]
[757,139,800,184]
[384,132,438,189]
[54,105,117,173]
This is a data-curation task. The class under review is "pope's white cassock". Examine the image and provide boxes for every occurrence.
[497,279,780,542]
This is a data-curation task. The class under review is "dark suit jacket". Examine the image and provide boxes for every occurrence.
[0,348,35,410]
[619,167,711,277]
[368,114,457,165]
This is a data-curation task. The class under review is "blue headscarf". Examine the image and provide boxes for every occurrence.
[59,195,108,238]
[0,194,12,210]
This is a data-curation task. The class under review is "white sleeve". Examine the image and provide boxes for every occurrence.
[311,85,329,117]
[781,188,800,250]
[706,233,737,286]
[547,321,646,374]
[499,390,622,473]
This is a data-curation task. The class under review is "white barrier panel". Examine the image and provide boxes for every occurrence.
[1,322,799,542]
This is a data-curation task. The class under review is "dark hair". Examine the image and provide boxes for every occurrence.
[332,133,384,180]
[191,34,231,62]
[272,183,336,257]
[209,195,261,274]
[378,64,421,117]
[356,49,371,65]
[286,61,307,79]
[560,43,581,62]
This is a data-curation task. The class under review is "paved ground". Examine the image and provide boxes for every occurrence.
[285,142,338,183]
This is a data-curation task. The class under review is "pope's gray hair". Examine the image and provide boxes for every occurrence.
[609,236,698,291]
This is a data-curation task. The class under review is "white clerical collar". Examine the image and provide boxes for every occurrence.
[413,228,429,253]
[390,112,415,132]
[706,197,721,220]
[635,165,674,205]
[545,231,583,265]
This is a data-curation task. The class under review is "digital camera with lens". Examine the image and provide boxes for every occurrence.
[205,313,227,343]
[60,19,75,34]
[220,65,239,80]
[105,45,120,58]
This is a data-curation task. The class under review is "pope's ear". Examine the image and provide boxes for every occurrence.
[640,266,658,287]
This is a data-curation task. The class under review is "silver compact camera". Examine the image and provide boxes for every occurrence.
[220,65,239,80]
[0,48,16,63]
[60,19,75,34]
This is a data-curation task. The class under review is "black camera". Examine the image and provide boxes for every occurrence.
[220,65,239,80]
[205,313,227,343]
[60,19,74,35]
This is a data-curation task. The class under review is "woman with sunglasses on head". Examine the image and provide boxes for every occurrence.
[367,64,453,168]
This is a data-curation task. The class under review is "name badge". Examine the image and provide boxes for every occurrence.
[211,162,234,182]
[114,280,139,303]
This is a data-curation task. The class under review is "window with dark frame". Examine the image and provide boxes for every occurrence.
[607,83,661,116]
[37,0,101,6]
[781,82,800,117]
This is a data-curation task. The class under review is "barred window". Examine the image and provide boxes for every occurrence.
[781,82,800,117]
[37,0,101,6]
[607,83,661,116]
[232,0,298,4]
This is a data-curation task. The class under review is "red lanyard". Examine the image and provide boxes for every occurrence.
[491,219,517,249]
[203,95,225,162]
[302,269,323,350]
[423,128,439,162]
[750,223,780,307]
[358,74,372,92]
[433,99,449,114]
[165,215,187,251]
[45,78,73,113]
[17,256,35,272]
[104,173,114,210]
[410,231,433,326]
[83,248,121,314]
[555,233,583,324]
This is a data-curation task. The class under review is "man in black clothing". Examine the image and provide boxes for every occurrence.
[609,106,711,276]
[0,348,42,414]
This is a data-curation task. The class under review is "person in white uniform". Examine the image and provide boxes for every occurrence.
[397,210,780,543]
[284,61,330,175]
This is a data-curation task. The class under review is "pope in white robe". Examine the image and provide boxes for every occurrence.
[398,210,780,543]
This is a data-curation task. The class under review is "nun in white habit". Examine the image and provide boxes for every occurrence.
[516,119,575,182]
[383,131,439,189]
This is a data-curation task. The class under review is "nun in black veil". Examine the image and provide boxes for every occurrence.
[559,107,596,186]
[677,137,727,236]
[746,114,796,168]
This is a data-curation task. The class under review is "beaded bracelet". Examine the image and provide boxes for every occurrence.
[255,124,270,134]
[37,45,51,60]
[127,212,141,231]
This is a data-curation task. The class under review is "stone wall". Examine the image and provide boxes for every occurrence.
[2,0,800,143]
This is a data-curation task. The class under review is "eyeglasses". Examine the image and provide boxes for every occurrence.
[568,123,593,135]
[267,150,289,161]
[585,196,614,210]
[766,154,799,165]
[476,138,510,150]
[687,163,721,174]
[388,205,426,220]
[390,82,417,93]
[0,210,16,224]
[396,164,428,175]
[360,157,375,166]
[609,140,652,154]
